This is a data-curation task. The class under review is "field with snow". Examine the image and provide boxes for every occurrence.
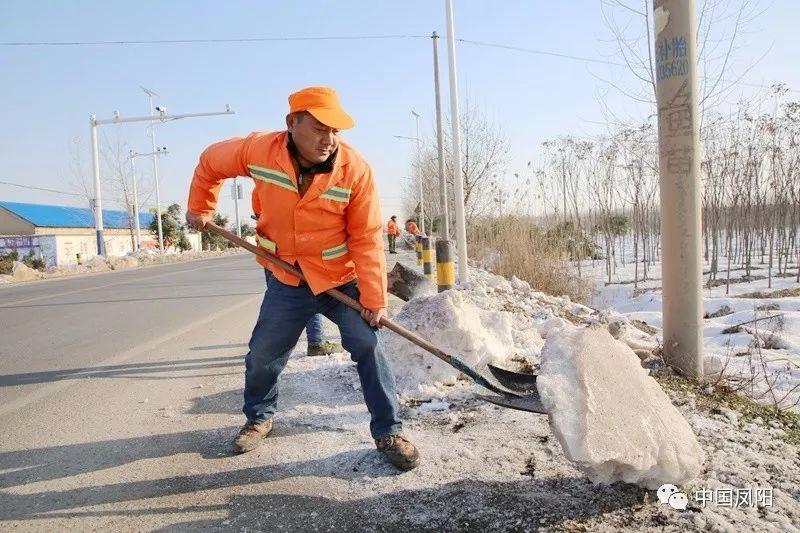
[586,253,800,411]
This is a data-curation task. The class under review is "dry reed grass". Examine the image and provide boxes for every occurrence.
[469,216,594,304]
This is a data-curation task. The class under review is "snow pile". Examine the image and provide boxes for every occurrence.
[382,289,536,392]
[11,261,42,281]
[537,325,704,489]
[382,266,662,398]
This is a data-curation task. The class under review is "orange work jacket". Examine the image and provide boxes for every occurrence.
[188,130,387,309]
[406,221,420,235]
[387,219,400,236]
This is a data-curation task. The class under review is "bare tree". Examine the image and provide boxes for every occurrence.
[401,99,509,232]
[598,0,766,122]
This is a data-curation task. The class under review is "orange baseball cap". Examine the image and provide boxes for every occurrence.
[288,86,355,130]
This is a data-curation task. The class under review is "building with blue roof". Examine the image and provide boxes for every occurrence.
[0,201,192,267]
[0,201,154,232]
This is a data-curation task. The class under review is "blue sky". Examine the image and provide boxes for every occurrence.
[1,1,798,224]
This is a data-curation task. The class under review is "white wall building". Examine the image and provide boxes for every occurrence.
[0,201,200,267]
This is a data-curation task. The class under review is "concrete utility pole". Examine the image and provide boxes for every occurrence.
[431,31,449,239]
[445,0,469,282]
[89,102,233,257]
[652,0,703,379]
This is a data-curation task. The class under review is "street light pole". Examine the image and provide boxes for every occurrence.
[129,147,169,250]
[128,151,141,249]
[432,31,449,239]
[88,101,234,257]
[232,177,242,238]
[445,0,469,282]
[143,88,164,252]
[411,110,424,235]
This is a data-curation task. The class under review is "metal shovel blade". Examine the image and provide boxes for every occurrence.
[475,391,548,414]
[487,364,538,393]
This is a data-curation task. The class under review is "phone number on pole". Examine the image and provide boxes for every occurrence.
[657,59,689,81]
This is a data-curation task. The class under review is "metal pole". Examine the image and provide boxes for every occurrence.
[412,110,425,236]
[653,0,703,379]
[89,115,106,256]
[432,31,449,239]
[445,0,468,282]
[129,151,141,250]
[233,177,242,238]
[419,178,425,236]
[147,94,165,252]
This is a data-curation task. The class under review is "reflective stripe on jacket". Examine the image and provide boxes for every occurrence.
[188,130,387,309]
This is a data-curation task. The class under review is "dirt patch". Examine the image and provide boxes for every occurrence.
[735,286,800,299]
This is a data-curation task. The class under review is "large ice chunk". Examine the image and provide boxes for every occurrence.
[537,325,704,489]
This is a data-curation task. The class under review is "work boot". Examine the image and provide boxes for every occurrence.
[375,434,420,471]
[307,340,343,357]
[232,419,273,453]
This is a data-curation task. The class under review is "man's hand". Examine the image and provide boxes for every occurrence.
[186,211,212,231]
[360,307,387,328]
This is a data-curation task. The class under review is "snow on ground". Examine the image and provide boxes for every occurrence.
[587,256,800,411]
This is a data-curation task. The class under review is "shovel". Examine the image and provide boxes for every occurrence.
[206,223,546,414]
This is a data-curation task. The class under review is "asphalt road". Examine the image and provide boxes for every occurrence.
[0,254,264,415]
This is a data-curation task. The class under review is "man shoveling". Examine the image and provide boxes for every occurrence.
[186,86,419,471]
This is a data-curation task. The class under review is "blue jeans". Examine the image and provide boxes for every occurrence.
[244,276,403,438]
[264,269,323,344]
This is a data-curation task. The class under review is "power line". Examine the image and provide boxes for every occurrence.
[0,180,84,197]
[2,32,794,94]
[0,34,428,46]
[456,38,799,93]
[456,38,628,67]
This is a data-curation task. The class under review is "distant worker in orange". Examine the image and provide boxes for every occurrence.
[386,215,401,254]
[405,219,420,236]
[186,86,418,471]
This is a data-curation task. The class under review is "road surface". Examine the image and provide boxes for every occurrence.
[0,254,264,417]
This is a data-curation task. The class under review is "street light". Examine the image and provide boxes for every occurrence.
[89,101,234,256]
[128,147,169,250]
[142,87,165,253]
[394,129,425,236]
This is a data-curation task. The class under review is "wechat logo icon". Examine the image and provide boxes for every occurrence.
[657,484,688,510]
